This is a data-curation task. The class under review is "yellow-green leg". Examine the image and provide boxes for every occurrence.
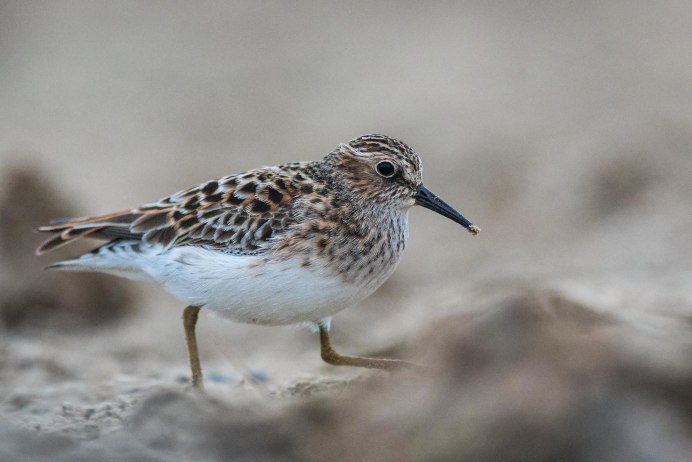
[183,305,204,390]
[318,323,422,372]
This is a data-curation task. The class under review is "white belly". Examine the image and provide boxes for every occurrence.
[139,246,378,325]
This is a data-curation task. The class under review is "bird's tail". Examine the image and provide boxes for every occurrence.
[35,210,142,255]
[43,241,150,281]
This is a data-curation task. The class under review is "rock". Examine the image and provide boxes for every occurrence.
[0,165,137,331]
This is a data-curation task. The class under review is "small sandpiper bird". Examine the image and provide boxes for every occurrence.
[37,135,479,390]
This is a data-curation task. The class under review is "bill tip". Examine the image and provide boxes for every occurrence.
[467,225,481,236]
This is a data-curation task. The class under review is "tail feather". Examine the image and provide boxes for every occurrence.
[43,241,150,281]
[36,210,143,255]
[36,227,100,255]
[44,259,85,271]
[37,211,141,232]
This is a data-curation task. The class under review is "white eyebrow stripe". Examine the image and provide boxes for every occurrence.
[339,143,368,157]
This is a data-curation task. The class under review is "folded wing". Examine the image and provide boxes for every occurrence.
[36,169,302,256]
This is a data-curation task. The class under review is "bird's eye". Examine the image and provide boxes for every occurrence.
[376,161,396,178]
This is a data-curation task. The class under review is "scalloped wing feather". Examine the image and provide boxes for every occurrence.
[36,165,310,256]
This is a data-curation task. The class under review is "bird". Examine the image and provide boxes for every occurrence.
[36,134,479,390]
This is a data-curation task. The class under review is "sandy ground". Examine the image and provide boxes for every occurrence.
[1,1,691,460]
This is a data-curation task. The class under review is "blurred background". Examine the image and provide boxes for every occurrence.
[1,1,691,460]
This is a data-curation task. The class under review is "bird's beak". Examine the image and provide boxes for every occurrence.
[414,185,480,235]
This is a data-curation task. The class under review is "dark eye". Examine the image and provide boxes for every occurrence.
[376,161,396,178]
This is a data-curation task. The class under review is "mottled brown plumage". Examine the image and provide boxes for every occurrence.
[37,165,307,255]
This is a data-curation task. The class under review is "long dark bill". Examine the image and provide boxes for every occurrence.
[414,185,480,236]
